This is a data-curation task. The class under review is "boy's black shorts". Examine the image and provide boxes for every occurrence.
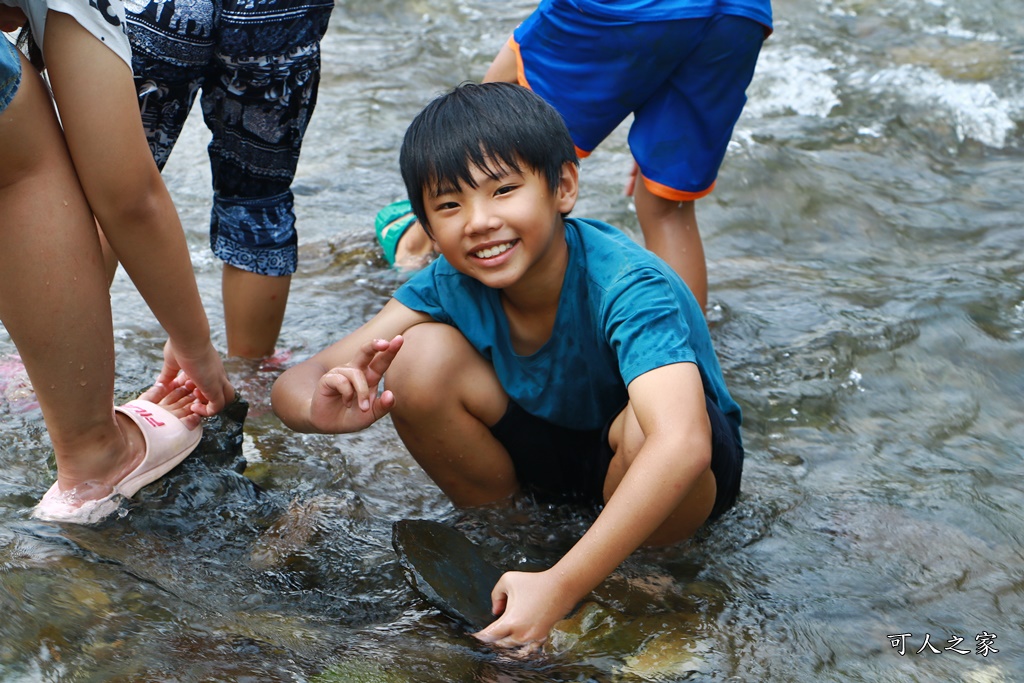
[488,396,743,521]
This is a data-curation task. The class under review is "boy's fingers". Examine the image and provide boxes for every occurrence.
[371,389,396,420]
[351,336,395,370]
[322,368,379,412]
[320,369,358,402]
[318,337,404,416]
[475,619,527,648]
[348,340,379,368]
[367,335,404,378]
[474,622,502,643]
[348,370,373,411]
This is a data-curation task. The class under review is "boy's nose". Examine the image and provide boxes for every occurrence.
[465,203,498,234]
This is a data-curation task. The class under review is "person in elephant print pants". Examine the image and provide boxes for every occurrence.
[126,0,335,359]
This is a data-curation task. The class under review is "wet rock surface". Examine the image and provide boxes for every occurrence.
[192,394,251,473]
[392,519,504,631]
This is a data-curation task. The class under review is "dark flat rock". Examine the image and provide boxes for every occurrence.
[392,520,504,631]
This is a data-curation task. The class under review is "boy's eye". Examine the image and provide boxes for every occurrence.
[495,185,516,196]
[435,201,459,211]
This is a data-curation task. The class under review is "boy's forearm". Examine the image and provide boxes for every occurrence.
[548,433,709,608]
[271,300,427,433]
[271,361,325,432]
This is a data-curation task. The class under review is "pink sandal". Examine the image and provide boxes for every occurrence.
[32,400,202,524]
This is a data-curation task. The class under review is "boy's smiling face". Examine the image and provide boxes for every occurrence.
[422,159,578,294]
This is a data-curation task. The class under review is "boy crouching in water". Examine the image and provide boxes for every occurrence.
[271,82,743,647]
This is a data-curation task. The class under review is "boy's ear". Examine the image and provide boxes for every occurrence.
[556,162,579,214]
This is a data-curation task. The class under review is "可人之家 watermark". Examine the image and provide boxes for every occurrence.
[887,632,998,657]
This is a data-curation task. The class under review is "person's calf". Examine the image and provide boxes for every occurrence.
[633,185,708,311]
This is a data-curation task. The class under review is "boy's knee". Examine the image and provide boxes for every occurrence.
[386,323,464,399]
[387,323,506,424]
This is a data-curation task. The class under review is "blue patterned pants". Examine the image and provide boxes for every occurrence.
[126,0,335,276]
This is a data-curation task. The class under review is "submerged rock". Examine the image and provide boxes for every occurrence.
[313,658,408,683]
[546,602,711,679]
[193,395,250,473]
[249,498,323,571]
[392,519,503,631]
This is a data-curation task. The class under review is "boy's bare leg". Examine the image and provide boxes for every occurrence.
[603,402,717,546]
[222,265,290,359]
[633,176,708,312]
[385,323,518,506]
[0,53,198,496]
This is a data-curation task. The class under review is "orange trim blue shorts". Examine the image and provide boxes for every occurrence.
[510,4,766,201]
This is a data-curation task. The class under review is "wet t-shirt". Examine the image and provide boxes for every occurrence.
[1,0,132,68]
[394,217,741,443]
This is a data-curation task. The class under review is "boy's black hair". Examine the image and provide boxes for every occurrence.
[399,82,579,233]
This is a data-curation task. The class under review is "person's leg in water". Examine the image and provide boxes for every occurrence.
[220,265,292,359]
[616,14,766,313]
[203,2,334,359]
[631,184,707,311]
[0,46,201,509]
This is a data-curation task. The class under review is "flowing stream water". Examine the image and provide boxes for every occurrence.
[1,0,1022,680]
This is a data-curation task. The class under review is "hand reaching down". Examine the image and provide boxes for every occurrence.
[156,339,235,417]
[474,569,580,650]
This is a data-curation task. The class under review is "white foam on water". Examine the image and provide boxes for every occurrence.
[866,64,1018,147]
[1011,301,1024,340]
[745,44,841,119]
[923,16,1002,42]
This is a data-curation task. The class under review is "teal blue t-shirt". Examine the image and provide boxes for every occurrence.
[393,217,741,443]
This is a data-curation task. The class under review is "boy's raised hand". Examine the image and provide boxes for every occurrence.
[474,568,579,649]
[310,335,404,433]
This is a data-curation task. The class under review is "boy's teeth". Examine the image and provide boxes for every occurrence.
[475,242,512,258]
